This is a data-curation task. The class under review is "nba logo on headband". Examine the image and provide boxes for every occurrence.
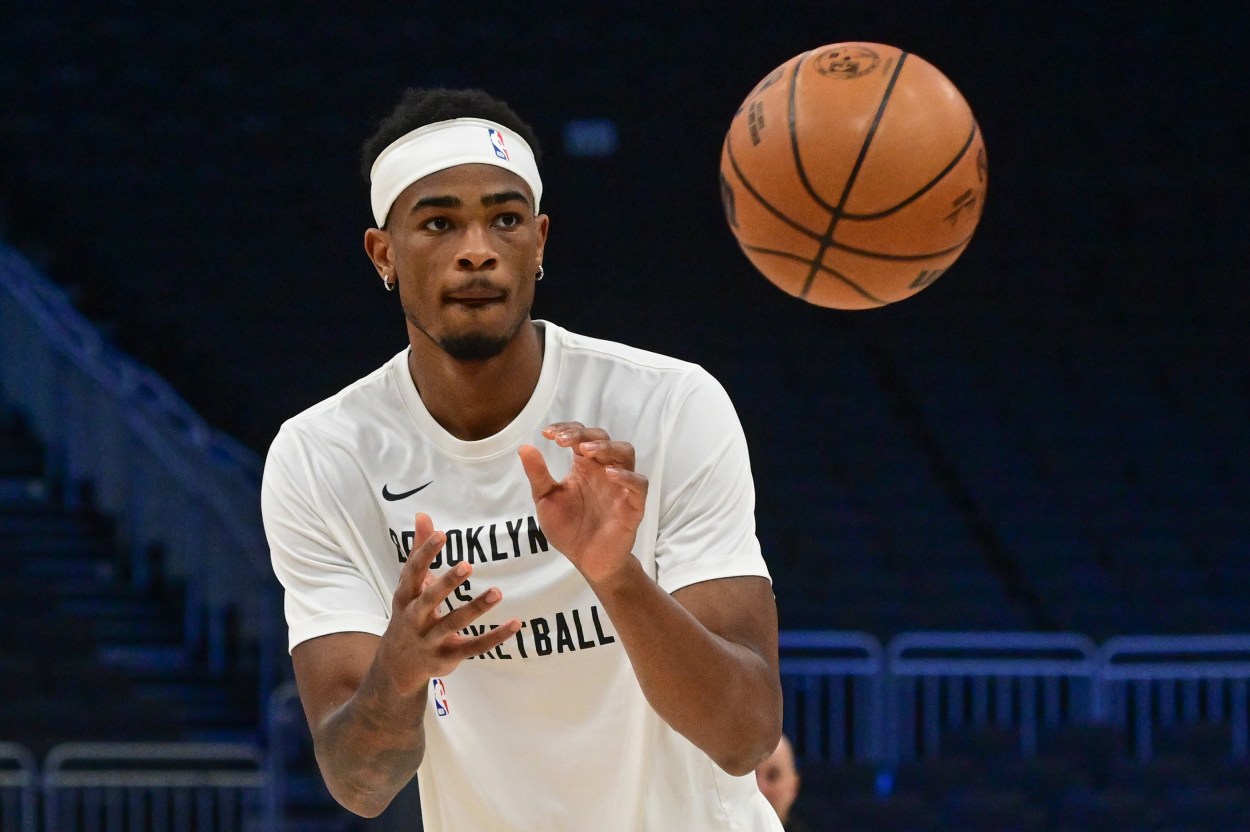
[488,128,510,161]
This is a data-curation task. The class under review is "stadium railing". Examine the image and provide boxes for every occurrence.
[1097,634,1250,762]
[884,632,1100,764]
[42,742,265,832]
[0,742,37,832]
[0,244,281,712]
[5,632,1250,826]
[779,630,885,765]
[264,683,304,832]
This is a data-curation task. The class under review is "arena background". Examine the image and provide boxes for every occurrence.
[1,3,1248,830]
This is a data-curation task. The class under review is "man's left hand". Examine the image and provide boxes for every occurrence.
[518,422,647,586]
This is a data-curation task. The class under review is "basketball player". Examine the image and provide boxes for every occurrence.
[262,87,783,831]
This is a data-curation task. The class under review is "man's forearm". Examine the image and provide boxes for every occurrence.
[313,663,429,817]
[589,559,781,776]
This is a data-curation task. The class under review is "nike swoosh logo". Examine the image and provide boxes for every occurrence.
[382,481,433,501]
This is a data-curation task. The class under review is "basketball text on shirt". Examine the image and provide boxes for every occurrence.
[452,604,617,663]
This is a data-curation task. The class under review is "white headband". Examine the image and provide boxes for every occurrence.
[369,117,543,227]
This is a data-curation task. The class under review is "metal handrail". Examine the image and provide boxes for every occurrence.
[889,630,1099,673]
[42,742,267,831]
[0,742,37,832]
[778,631,886,764]
[265,682,304,832]
[1098,634,1250,760]
[885,631,1100,763]
[6,631,1250,827]
[0,244,281,705]
[43,742,265,771]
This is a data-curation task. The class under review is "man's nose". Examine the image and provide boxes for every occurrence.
[456,222,498,271]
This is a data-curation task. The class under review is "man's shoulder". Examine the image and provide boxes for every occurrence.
[552,324,704,380]
[547,324,735,423]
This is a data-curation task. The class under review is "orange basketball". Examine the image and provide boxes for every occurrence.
[719,43,987,309]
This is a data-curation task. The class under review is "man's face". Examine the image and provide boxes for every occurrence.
[755,736,800,823]
[383,163,548,361]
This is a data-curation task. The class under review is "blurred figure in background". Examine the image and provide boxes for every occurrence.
[756,734,813,832]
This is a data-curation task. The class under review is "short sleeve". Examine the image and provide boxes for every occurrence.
[653,369,771,594]
[262,426,390,652]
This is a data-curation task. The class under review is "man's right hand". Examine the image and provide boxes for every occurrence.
[289,512,520,817]
[377,512,522,695]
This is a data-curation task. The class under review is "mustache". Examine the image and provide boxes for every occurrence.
[445,276,506,295]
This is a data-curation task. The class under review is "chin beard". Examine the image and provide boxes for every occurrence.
[438,333,511,361]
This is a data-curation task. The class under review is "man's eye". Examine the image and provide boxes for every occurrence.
[423,217,451,231]
[494,213,521,228]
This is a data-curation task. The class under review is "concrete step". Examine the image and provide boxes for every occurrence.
[88,616,183,642]
[182,726,263,745]
[0,476,47,508]
[10,535,116,559]
[96,644,189,673]
[281,815,357,832]
[59,597,183,643]
[19,553,115,579]
[60,595,171,620]
[284,772,347,818]
[0,444,42,477]
[137,680,237,708]
[0,513,101,538]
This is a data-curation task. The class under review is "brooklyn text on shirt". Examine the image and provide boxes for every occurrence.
[388,513,549,568]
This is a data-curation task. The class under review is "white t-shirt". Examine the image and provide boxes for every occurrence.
[262,321,783,832]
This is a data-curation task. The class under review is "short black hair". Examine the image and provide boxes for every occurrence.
[360,87,542,183]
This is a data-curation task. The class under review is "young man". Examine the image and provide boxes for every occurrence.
[262,87,784,831]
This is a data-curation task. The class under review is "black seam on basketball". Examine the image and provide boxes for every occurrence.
[823,230,975,262]
[800,51,910,299]
[841,122,980,221]
[743,244,888,306]
[788,52,840,216]
[799,215,838,299]
[725,133,823,243]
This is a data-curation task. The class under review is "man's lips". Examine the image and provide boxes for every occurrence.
[444,277,507,304]
[445,291,505,306]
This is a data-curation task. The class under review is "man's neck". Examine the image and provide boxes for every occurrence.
[406,321,544,441]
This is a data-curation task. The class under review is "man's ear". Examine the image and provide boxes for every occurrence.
[364,227,394,280]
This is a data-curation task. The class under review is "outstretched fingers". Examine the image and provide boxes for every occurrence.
[394,513,444,603]
[544,422,610,455]
[429,580,522,659]
[382,513,526,682]
[397,560,521,657]
[576,439,636,470]
[543,421,636,469]
[603,465,648,497]
[450,618,523,659]
[435,584,503,633]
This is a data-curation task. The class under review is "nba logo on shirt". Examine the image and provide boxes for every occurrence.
[488,128,509,161]
[431,678,449,717]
